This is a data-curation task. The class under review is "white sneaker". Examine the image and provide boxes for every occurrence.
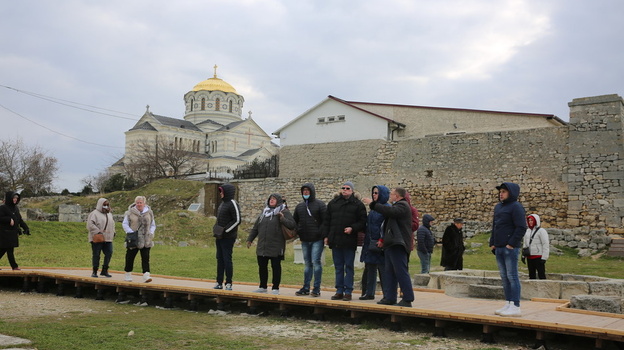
[499,304,522,317]
[253,288,268,293]
[124,272,133,282]
[271,289,280,295]
[143,272,152,283]
[225,283,232,291]
[495,301,511,315]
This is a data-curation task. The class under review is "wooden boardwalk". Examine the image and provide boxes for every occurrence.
[1,267,623,348]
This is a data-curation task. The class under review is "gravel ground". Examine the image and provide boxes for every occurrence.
[0,290,609,350]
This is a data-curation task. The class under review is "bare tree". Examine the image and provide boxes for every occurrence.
[81,170,110,194]
[0,137,59,195]
[124,137,204,185]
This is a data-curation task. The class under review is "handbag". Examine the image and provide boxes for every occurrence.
[92,233,105,243]
[522,226,540,257]
[213,224,225,239]
[125,231,138,249]
[368,238,382,253]
[281,223,297,241]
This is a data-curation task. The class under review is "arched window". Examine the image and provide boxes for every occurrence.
[229,100,233,113]
[201,98,206,111]
[190,99,194,112]
[215,98,220,111]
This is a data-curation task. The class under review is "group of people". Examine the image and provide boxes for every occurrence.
[1,179,550,317]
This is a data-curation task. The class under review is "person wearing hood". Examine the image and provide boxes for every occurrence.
[214,183,242,291]
[523,214,549,280]
[122,196,156,283]
[490,182,527,317]
[416,214,435,274]
[363,187,414,307]
[322,181,367,301]
[293,183,327,297]
[247,193,295,294]
[86,198,116,278]
[359,185,390,300]
[441,218,466,271]
[0,191,30,270]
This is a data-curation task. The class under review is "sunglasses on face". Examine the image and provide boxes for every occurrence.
[372,192,378,195]
[341,187,352,190]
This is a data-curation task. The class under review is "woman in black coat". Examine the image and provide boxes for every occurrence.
[0,191,30,270]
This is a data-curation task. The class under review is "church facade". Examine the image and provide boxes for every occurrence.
[112,67,278,180]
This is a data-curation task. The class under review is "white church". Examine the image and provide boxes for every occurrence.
[112,66,278,179]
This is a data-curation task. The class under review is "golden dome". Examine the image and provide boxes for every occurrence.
[192,65,238,93]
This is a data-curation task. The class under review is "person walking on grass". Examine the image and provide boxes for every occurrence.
[490,182,526,317]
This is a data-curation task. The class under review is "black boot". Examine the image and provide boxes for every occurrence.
[91,267,98,278]
[100,265,112,278]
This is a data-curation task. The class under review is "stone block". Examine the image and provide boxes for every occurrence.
[521,279,561,299]
[468,284,505,299]
[438,273,485,297]
[570,295,622,314]
[589,281,624,297]
[560,281,591,300]
[413,274,430,287]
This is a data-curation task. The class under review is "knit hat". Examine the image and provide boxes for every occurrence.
[343,181,354,190]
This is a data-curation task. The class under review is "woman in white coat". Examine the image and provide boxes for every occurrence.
[523,214,549,279]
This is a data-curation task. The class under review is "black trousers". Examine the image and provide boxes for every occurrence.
[0,247,18,269]
[527,258,546,279]
[124,247,151,273]
[257,255,282,290]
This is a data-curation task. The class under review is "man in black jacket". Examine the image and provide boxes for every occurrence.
[293,183,326,297]
[322,181,367,301]
[214,184,241,291]
[441,218,465,271]
[364,187,414,307]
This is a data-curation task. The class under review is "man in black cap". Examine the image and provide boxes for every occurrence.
[441,218,465,271]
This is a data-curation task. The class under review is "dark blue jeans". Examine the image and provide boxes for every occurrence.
[417,250,431,274]
[495,246,521,306]
[216,237,235,285]
[301,240,324,291]
[91,242,113,269]
[362,263,384,296]
[383,245,414,302]
[331,247,356,295]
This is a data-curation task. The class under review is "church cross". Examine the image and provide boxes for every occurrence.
[213,64,218,78]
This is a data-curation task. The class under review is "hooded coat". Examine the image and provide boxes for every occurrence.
[216,184,242,239]
[416,214,435,254]
[248,193,295,258]
[441,222,465,268]
[370,197,413,254]
[361,185,390,264]
[490,182,527,248]
[0,191,29,249]
[322,190,367,249]
[123,202,156,249]
[86,198,116,243]
[523,214,550,260]
[293,183,326,242]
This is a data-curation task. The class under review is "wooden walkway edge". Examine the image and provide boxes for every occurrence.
[1,267,623,348]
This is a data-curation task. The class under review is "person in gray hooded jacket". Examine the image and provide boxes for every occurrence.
[247,193,295,295]
[86,198,116,278]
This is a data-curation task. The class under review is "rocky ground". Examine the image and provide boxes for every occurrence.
[0,290,614,350]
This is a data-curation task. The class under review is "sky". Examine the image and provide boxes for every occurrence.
[1,0,623,192]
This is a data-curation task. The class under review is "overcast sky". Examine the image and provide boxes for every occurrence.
[1,0,622,192]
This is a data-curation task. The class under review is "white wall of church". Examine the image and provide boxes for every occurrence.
[278,100,388,146]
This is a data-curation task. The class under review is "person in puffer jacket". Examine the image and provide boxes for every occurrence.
[293,183,326,297]
[214,183,241,291]
[247,193,295,294]
[523,214,549,279]
[416,214,435,274]
[490,182,526,317]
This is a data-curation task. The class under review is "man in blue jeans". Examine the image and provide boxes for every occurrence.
[293,183,327,297]
[490,182,526,317]
[322,181,367,301]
